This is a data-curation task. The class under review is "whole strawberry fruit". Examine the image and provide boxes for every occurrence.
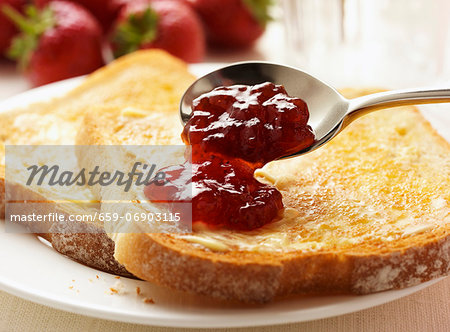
[187,0,271,49]
[0,0,25,56]
[34,0,129,32]
[111,0,205,63]
[3,1,105,86]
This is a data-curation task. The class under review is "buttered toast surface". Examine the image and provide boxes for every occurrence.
[77,89,450,302]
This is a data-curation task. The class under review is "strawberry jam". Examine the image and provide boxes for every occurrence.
[182,82,314,166]
[145,82,314,230]
[144,155,283,230]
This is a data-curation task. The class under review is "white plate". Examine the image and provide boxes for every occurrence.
[0,65,448,328]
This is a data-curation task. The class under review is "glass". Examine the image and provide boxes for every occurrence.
[282,0,450,88]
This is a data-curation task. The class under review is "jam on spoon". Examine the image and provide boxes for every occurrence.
[145,82,314,230]
[182,82,314,167]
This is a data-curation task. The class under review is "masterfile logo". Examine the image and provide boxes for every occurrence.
[25,161,168,192]
[5,145,193,234]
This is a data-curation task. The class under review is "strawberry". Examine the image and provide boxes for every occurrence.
[111,0,205,63]
[0,0,25,56]
[34,0,129,32]
[187,0,272,49]
[3,1,105,86]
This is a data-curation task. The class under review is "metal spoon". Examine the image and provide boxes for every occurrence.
[180,62,450,158]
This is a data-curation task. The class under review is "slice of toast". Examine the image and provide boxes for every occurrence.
[0,50,196,275]
[77,88,450,302]
[75,107,186,235]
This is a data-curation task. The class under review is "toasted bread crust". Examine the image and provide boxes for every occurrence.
[112,231,449,302]
[0,178,4,219]
[114,233,284,302]
[50,233,132,277]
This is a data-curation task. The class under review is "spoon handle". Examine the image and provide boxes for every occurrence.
[348,87,450,116]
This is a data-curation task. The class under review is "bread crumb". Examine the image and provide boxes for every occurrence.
[109,280,126,295]
[68,286,73,290]
[115,276,121,279]
[96,275,99,279]
[136,287,141,295]
[72,280,75,282]
[88,278,93,283]
[143,298,154,304]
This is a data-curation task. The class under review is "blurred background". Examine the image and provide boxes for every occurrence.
[1,0,449,99]
[282,0,450,88]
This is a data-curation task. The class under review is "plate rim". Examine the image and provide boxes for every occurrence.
[0,266,442,328]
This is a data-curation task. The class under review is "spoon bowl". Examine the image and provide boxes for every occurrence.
[180,62,450,158]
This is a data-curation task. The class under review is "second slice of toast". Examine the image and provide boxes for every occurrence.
[1,50,196,275]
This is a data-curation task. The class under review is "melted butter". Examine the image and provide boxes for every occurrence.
[120,107,148,118]
[180,235,230,251]
[179,208,326,252]
[402,224,434,236]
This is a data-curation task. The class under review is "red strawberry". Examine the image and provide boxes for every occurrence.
[111,0,205,63]
[187,0,271,49]
[3,1,105,86]
[0,0,25,56]
[34,0,129,32]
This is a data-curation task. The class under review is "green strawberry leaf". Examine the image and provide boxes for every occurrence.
[112,7,159,58]
[242,0,273,26]
[8,34,37,68]
[1,4,56,70]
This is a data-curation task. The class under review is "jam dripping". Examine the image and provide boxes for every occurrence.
[145,82,314,230]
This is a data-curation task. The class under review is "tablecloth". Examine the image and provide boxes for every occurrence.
[0,277,449,332]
